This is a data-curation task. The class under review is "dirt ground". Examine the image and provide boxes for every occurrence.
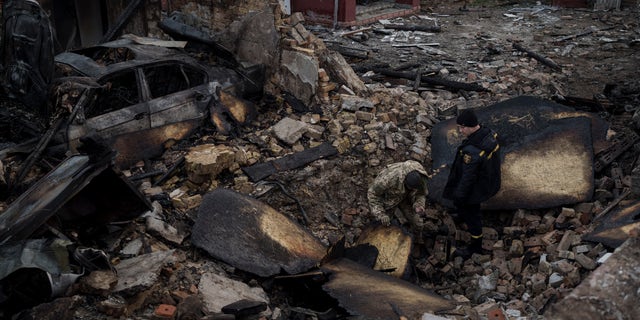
[341,0,640,103]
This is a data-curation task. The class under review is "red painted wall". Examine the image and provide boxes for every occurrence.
[291,0,356,22]
[290,0,420,25]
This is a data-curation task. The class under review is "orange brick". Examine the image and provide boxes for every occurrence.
[487,307,506,320]
[155,304,176,319]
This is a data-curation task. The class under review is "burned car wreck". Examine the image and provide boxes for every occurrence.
[49,37,264,168]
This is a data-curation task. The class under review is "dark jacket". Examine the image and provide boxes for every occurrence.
[444,126,501,205]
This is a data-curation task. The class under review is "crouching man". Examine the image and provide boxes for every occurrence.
[367,160,431,233]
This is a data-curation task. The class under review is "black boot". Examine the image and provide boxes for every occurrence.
[469,234,483,253]
[452,235,483,260]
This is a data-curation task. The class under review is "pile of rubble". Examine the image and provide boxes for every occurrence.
[2,1,640,319]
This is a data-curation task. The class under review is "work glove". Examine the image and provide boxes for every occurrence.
[380,215,391,226]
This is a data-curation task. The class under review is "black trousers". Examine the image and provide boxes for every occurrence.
[456,202,482,237]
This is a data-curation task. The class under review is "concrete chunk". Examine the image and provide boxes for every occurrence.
[272,117,308,145]
[198,272,269,314]
[114,250,175,292]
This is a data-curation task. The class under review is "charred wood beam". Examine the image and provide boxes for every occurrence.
[153,156,185,186]
[331,45,370,59]
[594,130,640,172]
[100,0,144,44]
[395,62,421,71]
[512,42,561,71]
[593,189,631,222]
[9,116,66,194]
[351,62,390,74]
[384,24,441,33]
[419,76,487,93]
[340,27,372,37]
[129,170,164,181]
[553,25,616,43]
[242,142,338,182]
[0,138,38,161]
[374,69,489,92]
[372,28,393,35]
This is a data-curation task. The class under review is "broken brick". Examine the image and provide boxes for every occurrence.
[524,236,543,247]
[154,304,177,319]
[575,253,597,270]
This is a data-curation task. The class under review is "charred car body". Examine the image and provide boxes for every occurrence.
[1,0,265,172]
[49,38,264,168]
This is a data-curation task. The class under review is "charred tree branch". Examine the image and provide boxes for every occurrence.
[512,42,561,71]
[384,24,442,33]
[375,69,489,92]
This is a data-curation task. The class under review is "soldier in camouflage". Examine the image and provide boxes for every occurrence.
[367,160,432,233]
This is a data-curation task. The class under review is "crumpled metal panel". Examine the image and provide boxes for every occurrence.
[0,155,98,244]
[0,154,152,245]
[191,188,327,277]
[320,258,456,320]
[0,239,82,315]
[583,200,640,249]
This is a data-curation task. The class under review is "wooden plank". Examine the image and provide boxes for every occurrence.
[242,142,338,182]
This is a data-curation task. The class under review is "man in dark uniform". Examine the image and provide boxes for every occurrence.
[444,108,501,259]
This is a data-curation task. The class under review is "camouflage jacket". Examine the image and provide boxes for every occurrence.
[367,160,429,221]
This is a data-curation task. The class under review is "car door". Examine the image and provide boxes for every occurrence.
[140,61,215,135]
[66,68,150,143]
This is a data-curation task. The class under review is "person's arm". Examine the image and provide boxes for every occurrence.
[368,180,390,224]
[413,190,426,214]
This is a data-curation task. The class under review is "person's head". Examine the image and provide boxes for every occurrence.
[456,109,480,137]
[404,170,426,192]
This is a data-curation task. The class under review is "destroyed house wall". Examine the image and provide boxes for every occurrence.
[291,0,420,27]
[163,0,272,32]
[104,0,159,41]
[36,0,162,50]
